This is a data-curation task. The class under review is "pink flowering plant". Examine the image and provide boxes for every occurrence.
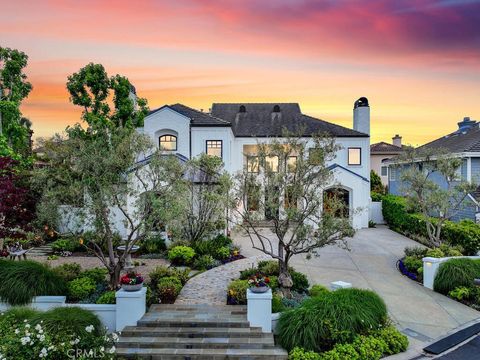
[120,272,144,285]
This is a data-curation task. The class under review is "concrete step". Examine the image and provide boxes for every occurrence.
[149,304,247,314]
[115,347,288,359]
[117,335,275,349]
[121,326,265,338]
[137,318,251,328]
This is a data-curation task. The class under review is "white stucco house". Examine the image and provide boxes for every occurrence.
[136,97,371,229]
[58,97,371,237]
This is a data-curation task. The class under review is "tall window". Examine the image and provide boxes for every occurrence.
[381,166,388,176]
[206,140,222,158]
[266,156,279,172]
[348,148,361,165]
[247,156,259,173]
[159,135,177,151]
[287,156,297,173]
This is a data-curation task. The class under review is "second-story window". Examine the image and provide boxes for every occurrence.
[287,156,297,172]
[159,135,177,151]
[247,156,259,173]
[348,147,361,165]
[266,156,279,172]
[206,140,222,158]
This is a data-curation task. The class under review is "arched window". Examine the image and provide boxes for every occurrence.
[239,105,246,113]
[159,135,177,151]
[324,187,350,218]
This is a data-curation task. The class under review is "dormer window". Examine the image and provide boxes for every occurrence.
[159,135,177,151]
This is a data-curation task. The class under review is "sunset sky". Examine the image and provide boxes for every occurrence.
[1,0,479,145]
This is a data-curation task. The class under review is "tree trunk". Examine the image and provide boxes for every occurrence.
[109,265,122,290]
[278,259,293,298]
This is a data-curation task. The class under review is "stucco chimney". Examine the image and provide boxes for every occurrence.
[353,97,370,135]
[392,134,402,148]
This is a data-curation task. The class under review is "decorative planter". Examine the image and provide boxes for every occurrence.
[121,283,143,292]
[249,286,269,293]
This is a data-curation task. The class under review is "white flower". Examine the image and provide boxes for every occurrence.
[108,346,116,354]
[23,320,27,323]
[35,324,42,331]
[24,324,30,328]
[14,329,20,334]
[85,325,95,333]
[111,333,119,341]
[20,336,31,345]
[39,348,48,358]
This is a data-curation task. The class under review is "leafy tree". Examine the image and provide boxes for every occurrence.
[0,47,33,161]
[232,132,355,296]
[397,147,477,248]
[176,153,232,243]
[36,63,177,288]
[370,170,385,194]
[0,156,36,238]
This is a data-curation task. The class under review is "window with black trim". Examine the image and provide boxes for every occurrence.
[206,140,222,158]
[159,135,177,151]
[348,147,361,165]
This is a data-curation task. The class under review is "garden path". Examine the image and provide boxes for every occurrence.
[175,254,268,305]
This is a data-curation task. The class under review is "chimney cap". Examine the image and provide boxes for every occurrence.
[354,97,369,109]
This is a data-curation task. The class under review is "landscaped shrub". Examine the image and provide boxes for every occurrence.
[50,238,77,252]
[96,290,116,304]
[289,347,321,360]
[168,245,196,265]
[80,267,108,283]
[272,293,286,313]
[193,254,216,270]
[291,271,310,292]
[403,256,423,273]
[310,284,330,297]
[278,288,388,352]
[53,263,82,282]
[149,265,190,288]
[32,306,102,337]
[67,276,97,301]
[434,258,480,294]
[0,307,116,359]
[383,195,480,254]
[0,307,40,335]
[141,234,166,254]
[157,276,183,303]
[227,279,249,305]
[0,260,67,305]
[214,246,231,260]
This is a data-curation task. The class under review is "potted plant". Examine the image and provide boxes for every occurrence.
[248,274,270,293]
[120,271,144,292]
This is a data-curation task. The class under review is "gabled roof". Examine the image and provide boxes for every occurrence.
[418,123,480,153]
[210,103,368,138]
[327,163,369,182]
[148,104,231,127]
[370,142,405,154]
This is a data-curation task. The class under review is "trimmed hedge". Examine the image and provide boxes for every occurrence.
[382,195,480,254]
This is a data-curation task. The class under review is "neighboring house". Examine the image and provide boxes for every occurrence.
[370,135,404,186]
[58,97,372,236]
[388,117,480,222]
[136,98,371,229]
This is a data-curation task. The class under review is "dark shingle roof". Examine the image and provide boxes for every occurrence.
[148,104,230,126]
[418,123,480,153]
[210,103,368,137]
[370,142,404,154]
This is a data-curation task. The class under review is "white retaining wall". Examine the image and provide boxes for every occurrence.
[422,256,480,290]
[0,287,146,333]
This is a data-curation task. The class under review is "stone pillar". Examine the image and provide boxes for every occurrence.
[247,288,272,333]
[115,287,146,332]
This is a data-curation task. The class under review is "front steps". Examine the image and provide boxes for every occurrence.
[116,304,288,359]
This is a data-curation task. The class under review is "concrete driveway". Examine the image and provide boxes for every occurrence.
[233,226,480,358]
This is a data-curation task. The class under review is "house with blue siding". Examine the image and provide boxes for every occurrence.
[388,117,480,222]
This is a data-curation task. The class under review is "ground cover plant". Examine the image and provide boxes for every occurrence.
[147,265,190,304]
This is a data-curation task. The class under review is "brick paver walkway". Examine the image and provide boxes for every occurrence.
[175,255,268,305]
